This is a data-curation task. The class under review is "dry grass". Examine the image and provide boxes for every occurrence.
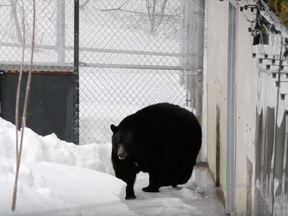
[268,0,288,29]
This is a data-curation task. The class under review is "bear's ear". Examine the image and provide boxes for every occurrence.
[110,124,118,134]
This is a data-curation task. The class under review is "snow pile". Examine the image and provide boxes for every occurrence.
[0,117,137,216]
[0,158,136,216]
[0,117,114,175]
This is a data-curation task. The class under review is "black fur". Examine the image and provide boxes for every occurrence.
[110,103,202,199]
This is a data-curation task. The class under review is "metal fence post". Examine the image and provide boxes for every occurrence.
[226,2,237,214]
[57,0,65,63]
[188,0,205,162]
[73,0,79,145]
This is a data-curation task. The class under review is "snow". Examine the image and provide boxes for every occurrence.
[0,117,114,175]
[0,118,137,216]
[125,167,225,216]
[0,117,225,216]
[0,158,136,216]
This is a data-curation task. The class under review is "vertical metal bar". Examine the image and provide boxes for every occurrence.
[73,0,79,145]
[0,71,4,117]
[226,2,237,214]
[186,0,195,110]
[74,0,79,74]
[284,116,288,216]
[192,0,205,124]
[57,0,65,63]
[188,0,205,162]
[179,0,187,99]
[271,37,284,216]
[278,115,288,216]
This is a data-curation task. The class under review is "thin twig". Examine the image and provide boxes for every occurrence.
[80,0,90,9]
[100,7,178,17]
[145,0,153,32]
[99,0,130,11]
[151,0,157,33]
[15,0,26,161]
[11,0,36,211]
[10,0,22,42]
[156,0,168,29]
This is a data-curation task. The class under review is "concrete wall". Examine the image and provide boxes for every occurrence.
[234,2,258,213]
[206,0,229,203]
[206,0,258,214]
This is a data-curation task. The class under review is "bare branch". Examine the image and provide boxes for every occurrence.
[156,0,168,29]
[100,0,180,39]
[151,0,157,32]
[80,0,90,9]
[10,0,22,42]
[1,10,13,41]
[101,7,178,17]
[11,0,36,211]
[145,0,153,32]
[14,0,25,162]
[99,0,130,11]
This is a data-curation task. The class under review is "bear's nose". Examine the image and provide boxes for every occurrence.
[118,152,126,160]
[118,145,127,160]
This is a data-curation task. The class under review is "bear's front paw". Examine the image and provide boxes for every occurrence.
[125,194,136,200]
[142,186,159,193]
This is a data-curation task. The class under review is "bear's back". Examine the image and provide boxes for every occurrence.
[118,103,202,142]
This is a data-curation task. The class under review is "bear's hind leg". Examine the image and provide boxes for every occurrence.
[142,168,162,193]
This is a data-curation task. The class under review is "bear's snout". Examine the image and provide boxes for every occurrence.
[118,144,127,160]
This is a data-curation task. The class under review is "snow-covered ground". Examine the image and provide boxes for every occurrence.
[0,117,225,216]
[124,166,226,216]
[0,158,136,216]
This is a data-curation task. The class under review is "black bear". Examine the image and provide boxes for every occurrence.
[110,102,202,200]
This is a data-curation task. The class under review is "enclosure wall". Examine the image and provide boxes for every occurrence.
[206,0,258,214]
[206,0,229,205]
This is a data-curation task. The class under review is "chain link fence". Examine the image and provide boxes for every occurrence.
[0,0,199,145]
[78,0,194,144]
[0,0,74,70]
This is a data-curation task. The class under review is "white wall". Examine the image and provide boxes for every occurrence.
[206,0,258,214]
[206,0,229,202]
[234,2,258,213]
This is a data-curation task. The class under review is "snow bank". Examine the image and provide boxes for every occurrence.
[0,117,137,216]
[0,117,114,175]
[0,158,137,216]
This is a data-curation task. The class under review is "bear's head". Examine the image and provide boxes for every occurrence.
[110,124,135,160]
